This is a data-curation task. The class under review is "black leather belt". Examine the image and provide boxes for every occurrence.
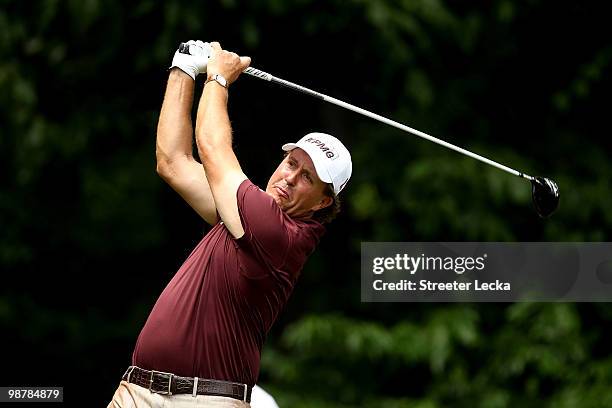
[122,366,252,403]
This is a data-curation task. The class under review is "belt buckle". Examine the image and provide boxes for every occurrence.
[148,369,173,395]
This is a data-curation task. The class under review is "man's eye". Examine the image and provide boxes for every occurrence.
[304,174,312,183]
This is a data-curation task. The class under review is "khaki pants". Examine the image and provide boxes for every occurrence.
[108,381,251,408]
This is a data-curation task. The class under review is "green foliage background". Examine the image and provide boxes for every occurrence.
[1,1,611,406]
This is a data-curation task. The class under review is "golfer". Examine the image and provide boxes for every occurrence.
[107,41,352,407]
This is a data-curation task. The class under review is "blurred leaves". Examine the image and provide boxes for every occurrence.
[553,47,612,112]
[262,304,611,407]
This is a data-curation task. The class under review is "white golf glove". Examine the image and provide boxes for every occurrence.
[169,40,212,80]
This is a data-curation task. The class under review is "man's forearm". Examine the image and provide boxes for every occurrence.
[156,69,196,166]
[194,82,233,159]
[187,42,250,238]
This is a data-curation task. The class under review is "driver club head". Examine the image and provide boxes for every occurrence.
[531,177,560,218]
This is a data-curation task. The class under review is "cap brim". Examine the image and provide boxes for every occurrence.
[281,143,333,184]
[281,143,298,152]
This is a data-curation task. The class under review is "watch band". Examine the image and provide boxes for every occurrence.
[205,73,228,88]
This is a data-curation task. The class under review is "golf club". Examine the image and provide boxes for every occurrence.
[179,43,560,217]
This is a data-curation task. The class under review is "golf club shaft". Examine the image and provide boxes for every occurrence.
[243,67,534,181]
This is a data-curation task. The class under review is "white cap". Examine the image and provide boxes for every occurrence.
[282,132,352,195]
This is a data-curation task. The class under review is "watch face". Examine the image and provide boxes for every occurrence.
[206,73,227,87]
[216,74,227,87]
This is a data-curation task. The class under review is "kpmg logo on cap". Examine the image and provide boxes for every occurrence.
[304,137,339,160]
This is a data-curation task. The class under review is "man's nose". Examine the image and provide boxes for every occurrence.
[285,170,299,185]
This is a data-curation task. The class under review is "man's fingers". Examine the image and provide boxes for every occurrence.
[239,56,251,70]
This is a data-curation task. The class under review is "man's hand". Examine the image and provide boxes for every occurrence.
[170,40,211,80]
[206,42,251,86]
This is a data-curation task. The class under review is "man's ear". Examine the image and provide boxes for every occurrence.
[313,195,333,212]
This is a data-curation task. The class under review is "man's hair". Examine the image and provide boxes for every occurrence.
[312,184,341,224]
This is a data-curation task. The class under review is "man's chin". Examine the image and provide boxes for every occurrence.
[265,190,278,201]
[269,193,286,209]
[266,190,287,208]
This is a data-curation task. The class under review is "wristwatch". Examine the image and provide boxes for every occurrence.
[205,73,228,88]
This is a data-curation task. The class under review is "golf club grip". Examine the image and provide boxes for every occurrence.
[177,43,324,99]
[245,69,325,100]
[178,42,190,54]
[177,43,268,79]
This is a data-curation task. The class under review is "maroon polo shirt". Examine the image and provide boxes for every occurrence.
[131,179,325,386]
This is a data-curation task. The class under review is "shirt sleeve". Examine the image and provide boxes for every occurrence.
[235,179,291,269]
